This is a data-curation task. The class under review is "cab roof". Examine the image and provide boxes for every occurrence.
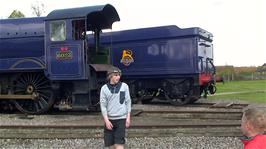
[46,4,120,30]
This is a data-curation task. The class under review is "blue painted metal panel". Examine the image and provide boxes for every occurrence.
[98,25,213,77]
[0,57,45,72]
[100,25,213,44]
[0,17,45,59]
[109,38,197,76]
[0,17,44,39]
[0,17,45,72]
[46,43,85,80]
[0,37,44,58]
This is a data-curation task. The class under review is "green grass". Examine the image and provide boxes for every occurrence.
[208,80,266,103]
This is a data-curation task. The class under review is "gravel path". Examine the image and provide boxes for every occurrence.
[0,136,243,149]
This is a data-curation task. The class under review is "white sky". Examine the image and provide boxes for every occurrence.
[0,0,265,67]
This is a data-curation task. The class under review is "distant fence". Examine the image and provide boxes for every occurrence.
[221,73,266,81]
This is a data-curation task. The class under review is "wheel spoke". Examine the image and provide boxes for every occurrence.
[39,97,48,108]
[34,102,40,111]
[38,90,53,95]
[35,80,50,88]
[19,76,27,85]
[38,93,52,101]
[36,85,52,90]
[34,75,46,86]
[25,73,30,84]
[28,73,33,84]
[31,74,39,86]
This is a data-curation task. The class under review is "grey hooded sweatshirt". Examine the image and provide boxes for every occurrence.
[100,82,131,120]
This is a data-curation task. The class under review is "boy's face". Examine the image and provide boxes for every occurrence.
[110,73,121,84]
[241,115,253,136]
[241,115,249,135]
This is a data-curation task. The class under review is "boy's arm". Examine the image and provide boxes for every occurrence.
[126,112,131,128]
[125,84,131,128]
[100,87,113,130]
[125,84,132,113]
[100,87,108,117]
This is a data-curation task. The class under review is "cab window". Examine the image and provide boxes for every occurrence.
[50,20,66,41]
[72,19,85,40]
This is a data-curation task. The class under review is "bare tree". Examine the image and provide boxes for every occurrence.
[31,1,45,17]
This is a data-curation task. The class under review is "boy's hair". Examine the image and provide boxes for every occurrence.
[243,107,266,132]
[106,67,121,81]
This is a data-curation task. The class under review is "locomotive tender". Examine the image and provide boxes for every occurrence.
[0,4,216,114]
[99,26,216,104]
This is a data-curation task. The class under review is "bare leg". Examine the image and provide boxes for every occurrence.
[114,144,124,149]
[107,145,114,149]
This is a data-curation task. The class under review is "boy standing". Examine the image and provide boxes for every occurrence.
[100,67,131,149]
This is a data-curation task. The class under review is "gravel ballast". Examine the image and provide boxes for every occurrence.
[0,136,243,149]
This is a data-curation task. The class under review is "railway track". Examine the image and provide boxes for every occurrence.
[0,102,247,139]
[0,125,242,139]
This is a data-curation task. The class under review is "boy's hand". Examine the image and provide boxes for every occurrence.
[105,119,113,130]
[126,113,131,128]
[103,116,113,130]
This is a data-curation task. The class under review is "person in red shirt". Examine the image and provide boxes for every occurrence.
[240,107,266,149]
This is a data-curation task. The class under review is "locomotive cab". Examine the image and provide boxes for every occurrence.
[45,4,120,80]
[44,5,120,111]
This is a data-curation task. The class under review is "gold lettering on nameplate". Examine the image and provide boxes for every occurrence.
[56,51,73,60]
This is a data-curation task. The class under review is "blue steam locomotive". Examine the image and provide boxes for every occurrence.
[0,4,216,114]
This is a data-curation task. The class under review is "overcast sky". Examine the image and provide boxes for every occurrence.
[0,0,265,67]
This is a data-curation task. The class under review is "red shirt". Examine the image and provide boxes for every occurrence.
[241,134,266,149]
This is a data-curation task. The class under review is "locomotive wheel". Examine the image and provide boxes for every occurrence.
[12,73,55,114]
[188,98,199,104]
[141,97,154,104]
[132,97,140,104]
[165,94,191,106]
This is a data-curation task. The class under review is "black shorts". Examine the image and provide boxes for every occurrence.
[104,119,126,147]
